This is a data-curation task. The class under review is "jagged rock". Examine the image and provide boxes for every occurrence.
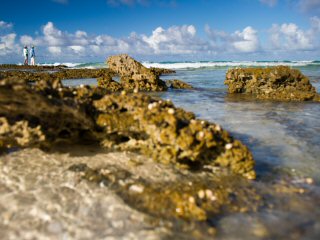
[167,79,193,89]
[0,77,96,147]
[225,66,319,101]
[107,54,167,91]
[94,93,255,179]
[0,70,255,179]
[97,75,123,91]
[0,117,46,149]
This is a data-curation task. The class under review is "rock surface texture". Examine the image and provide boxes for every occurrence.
[0,69,254,178]
[225,66,319,101]
[107,54,168,91]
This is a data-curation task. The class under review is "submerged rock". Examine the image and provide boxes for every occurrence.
[107,54,168,91]
[225,66,319,101]
[167,79,193,89]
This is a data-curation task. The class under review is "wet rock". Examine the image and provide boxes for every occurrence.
[0,64,67,71]
[97,75,123,92]
[0,67,114,85]
[94,93,255,179]
[225,66,319,101]
[107,54,167,91]
[0,77,96,148]
[149,67,176,75]
[167,79,193,89]
[68,162,261,222]
[0,117,45,149]
[0,68,255,179]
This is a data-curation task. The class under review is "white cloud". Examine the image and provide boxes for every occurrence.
[232,27,260,52]
[43,22,66,46]
[0,20,13,30]
[48,46,62,55]
[69,45,85,54]
[1,18,319,62]
[260,0,277,7]
[0,33,19,56]
[141,25,204,54]
[205,26,260,53]
[269,20,316,50]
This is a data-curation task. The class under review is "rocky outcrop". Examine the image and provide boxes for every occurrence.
[167,79,193,89]
[0,77,96,148]
[0,73,255,179]
[0,68,114,84]
[225,66,319,101]
[94,93,255,179]
[107,54,168,91]
[97,75,123,92]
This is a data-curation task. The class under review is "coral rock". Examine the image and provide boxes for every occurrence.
[107,54,167,91]
[225,66,319,101]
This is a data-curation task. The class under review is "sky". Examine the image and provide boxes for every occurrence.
[0,0,320,63]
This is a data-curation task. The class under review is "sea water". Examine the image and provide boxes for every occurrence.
[62,61,320,238]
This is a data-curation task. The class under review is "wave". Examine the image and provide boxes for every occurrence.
[142,61,320,70]
[35,60,320,70]
[37,62,83,68]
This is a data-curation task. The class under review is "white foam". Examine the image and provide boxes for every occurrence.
[37,62,82,68]
[142,61,317,70]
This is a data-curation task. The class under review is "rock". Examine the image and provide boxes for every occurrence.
[107,54,167,91]
[94,93,255,179]
[0,117,45,149]
[149,67,176,75]
[0,65,255,179]
[225,66,319,101]
[97,75,123,92]
[0,77,96,147]
[166,79,193,89]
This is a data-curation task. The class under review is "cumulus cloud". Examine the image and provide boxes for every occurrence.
[269,17,320,51]
[0,33,19,56]
[141,25,205,54]
[1,18,319,61]
[260,0,278,7]
[205,26,260,53]
[0,20,13,30]
[16,22,208,58]
[48,46,62,55]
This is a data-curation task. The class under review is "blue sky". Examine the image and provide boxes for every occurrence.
[1,0,320,63]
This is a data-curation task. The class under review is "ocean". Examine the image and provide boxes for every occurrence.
[59,60,320,238]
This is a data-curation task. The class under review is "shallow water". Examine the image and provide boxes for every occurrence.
[151,67,320,181]
[62,66,320,239]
